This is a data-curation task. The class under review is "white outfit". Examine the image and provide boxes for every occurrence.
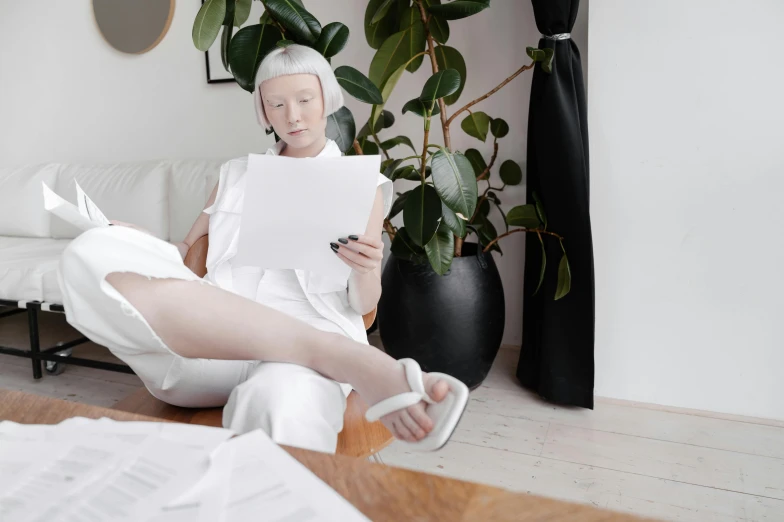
[58,139,392,454]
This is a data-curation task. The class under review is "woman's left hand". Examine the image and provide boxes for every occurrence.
[331,235,383,275]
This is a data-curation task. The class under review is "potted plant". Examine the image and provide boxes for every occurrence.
[358,0,571,388]
[192,0,570,389]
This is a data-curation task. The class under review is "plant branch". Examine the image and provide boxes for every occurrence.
[420,115,431,182]
[482,228,564,253]
[417,1,450,151]
[383,219,397,240]
[477,139,499,181]
[446,62,536,128]
[352,139,363,155]
[371,127,390,160]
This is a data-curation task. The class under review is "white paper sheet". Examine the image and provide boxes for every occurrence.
[42,181,110,232]
[76,181,111,226]
[234,154,381,283]
[217,430,369,522]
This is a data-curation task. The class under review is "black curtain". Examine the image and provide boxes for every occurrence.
[517,0,595,408]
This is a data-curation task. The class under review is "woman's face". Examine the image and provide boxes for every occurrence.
[260,73,327,155]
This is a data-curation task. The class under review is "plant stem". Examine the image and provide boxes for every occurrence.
[371,127,390,160]
[420,115,431,183]
[482,228,564,253]
[383,219,397,240]
[352,139,363,155]
[446,62,536,128]
[417,0,450,151]
[477,139,499,181]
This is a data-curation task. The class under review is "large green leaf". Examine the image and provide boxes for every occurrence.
[390,227,425,262]
[364,0,406,49]
[555,253,571,300]
[426,0,489,20]
[475,214,500,253]
[422,0,449,43]
[392,165,430,181]
[326,106,356,154]
[229,23,283,92]
[220,23,233,71]
[490,118,509,138]
[464,148,486,177]
[533,191,547,229]
[461,111,491,142]
[368,53,419,129]
[334,66,383,104]
[389,191,409,219]
[370,0,397,24]
[434,46,466,105]
[419,70,461,110]
[402,98,441,117]
[441,201,466,238]
[369,22,424,87]
[193,0,226,51]
[358,110,394,138]
[506,204,541,229]
[314,22,349,58]
[380,135,416,154]
[399,7,426,72]
[425,225,455,275]
[263,0,321,45]
[403,184,441,246]
[499,160,523,185]
[431,150,478,218]
[234,0,251,26]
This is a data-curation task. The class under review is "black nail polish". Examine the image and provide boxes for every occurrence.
[338,238,348,245]
[348,235,359,240]
[330,242,339,251]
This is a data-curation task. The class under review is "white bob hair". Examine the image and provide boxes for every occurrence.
[253,44,344,130]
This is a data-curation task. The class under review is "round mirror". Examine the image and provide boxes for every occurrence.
[93,0,175,54]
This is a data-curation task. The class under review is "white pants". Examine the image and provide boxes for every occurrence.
[58,226,347,453]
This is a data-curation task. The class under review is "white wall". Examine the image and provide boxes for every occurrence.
[590,1,784,419]
[0,1,587,347]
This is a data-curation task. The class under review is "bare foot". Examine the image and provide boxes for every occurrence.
[355,362,451,443]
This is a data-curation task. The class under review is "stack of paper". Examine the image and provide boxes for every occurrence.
[0,418,368,522]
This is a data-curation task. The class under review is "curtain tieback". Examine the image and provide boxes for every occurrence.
[543,33,571,40]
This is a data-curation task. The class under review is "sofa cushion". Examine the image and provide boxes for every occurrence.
[51,161,169,240]
[0,236,71,303]
[167,159,226,243]
[0,164,59,238]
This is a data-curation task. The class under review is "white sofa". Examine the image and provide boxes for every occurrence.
[0,158,228,376]
[0,159,230,305]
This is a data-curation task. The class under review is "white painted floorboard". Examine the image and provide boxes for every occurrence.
[1,309,783,521]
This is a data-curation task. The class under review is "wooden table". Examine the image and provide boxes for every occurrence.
[0,390,649,521]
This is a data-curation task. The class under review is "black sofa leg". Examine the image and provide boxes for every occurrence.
[28,307,42,380]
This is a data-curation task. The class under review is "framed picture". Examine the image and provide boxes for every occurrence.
[205,44,235,84]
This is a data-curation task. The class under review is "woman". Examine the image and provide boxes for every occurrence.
[58,45,467,454]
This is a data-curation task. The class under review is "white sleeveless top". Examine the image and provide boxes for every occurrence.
[202,139,393,344]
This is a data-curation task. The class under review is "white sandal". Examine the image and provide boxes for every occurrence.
[364,358,469,452]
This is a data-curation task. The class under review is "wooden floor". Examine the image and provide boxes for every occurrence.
[1,310,783,521]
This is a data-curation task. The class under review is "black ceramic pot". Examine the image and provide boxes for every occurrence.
[378,242,505,389]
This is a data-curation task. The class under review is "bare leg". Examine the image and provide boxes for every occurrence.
[106,272,448,442]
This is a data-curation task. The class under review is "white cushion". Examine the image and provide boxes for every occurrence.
[167,159,226,243]
[0,236,71,303]
[0,164,59,238]
[51,161,170,240]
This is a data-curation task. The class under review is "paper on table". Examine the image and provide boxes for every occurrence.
[42,181,109,232]
[234,154,381,284]
[216,430,369,522]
